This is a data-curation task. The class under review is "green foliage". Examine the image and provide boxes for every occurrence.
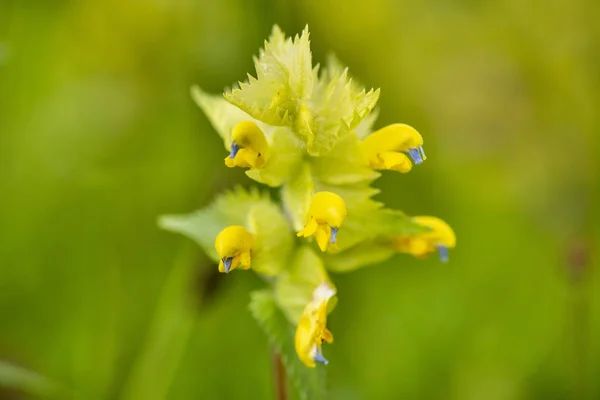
[249,290,327,400]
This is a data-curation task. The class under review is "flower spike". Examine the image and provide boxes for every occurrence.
[297,192,347,252]
[295,283,336,368]
[360,123,426,172]
[214,225,254,273]
[225,120,270,169]
[392,216,456,262]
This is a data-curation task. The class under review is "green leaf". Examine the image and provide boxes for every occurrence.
[249,290,327,400]
[281,162,314,232]
[0,360,66,399]
[323,240,395,272]
[274,246,332,324]
[191,85,253,150]
[224,25,313,126]
[159,187,293,275]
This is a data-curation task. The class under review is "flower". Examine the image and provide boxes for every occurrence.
[225,120,270,169]
[360,123,426,172]
[392,216,456,262]
[297,192,347,252]
[214,225,254,273]
[162,25,457,374]
[295,283,335,367]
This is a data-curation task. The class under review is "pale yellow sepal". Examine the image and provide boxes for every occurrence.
[294,283,335,368]
[214,225,254,273]
[297,192,347,252]
[225,120,269,169]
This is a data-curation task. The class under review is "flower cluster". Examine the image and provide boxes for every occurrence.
[161,26,455,370]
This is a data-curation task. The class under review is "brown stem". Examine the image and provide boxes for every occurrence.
[272,349,288,400]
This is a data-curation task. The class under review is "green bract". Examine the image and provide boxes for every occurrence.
[160,24,450,396]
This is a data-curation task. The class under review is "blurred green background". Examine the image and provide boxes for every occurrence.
[1,0,598,399]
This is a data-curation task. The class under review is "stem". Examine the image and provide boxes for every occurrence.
[272,349,288,400]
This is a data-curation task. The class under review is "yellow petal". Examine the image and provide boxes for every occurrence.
[315,225,331,252]
[361,123,423,157]
[297,217,318,238]
[412,216,456,248]
[378,151,413,173]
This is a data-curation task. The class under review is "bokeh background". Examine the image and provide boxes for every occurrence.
[1,0,598,399]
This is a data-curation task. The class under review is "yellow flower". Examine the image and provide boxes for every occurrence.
[392,216,456,262]
[214,225,254,273]
[360,123,426,172]
[295,283,335,368]
[225,120,270,169]
[297,192,347,252]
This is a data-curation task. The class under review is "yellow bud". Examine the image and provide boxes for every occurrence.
[392,216,455,262]
[225,120,269,169]
[295,283,335,368]
[297,192,347,252]
[214,225,254,273]
[360,123,426,172]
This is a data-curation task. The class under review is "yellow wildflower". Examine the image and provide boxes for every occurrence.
[214,225,254,273]
[295,283,335,367]
[360,123,426,172]
[392,216,456,262]
[297,192,347,252]
[225,120,270,169]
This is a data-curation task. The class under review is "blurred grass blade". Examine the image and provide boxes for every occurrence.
[249,289,326,400]
[120,243,199,400]
[0,360,64,399]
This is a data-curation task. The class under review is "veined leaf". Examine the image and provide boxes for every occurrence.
[249,290,327,400]
[158,187,293,275]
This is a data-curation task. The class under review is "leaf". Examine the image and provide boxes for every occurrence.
[323,240,395,272]
[159,187,293,275]
[249,290,327,400]
[281,162,314,232]
[121,244,198,400]
[190,85,253,149]
[224,25,313,126]
[0,360,66,399]
[274,246,332,324]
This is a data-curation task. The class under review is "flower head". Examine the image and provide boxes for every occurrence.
[360,123,426,172]
[295,283,335,368]
[214,225,254,273]
[225,120,270,169]
[297,192,347,252]
[392,216,456,262]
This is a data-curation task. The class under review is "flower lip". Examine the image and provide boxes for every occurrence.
[229,142,240,159]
